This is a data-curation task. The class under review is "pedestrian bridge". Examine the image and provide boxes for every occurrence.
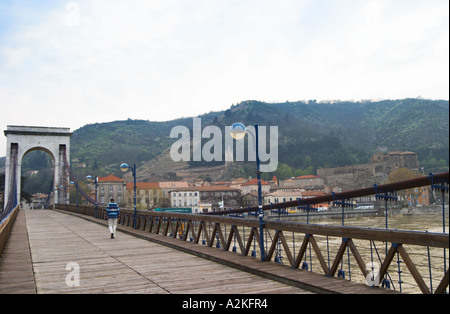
[0,208,392,294]
[1,125,448,295]
[1,209,316,294]
[1,203,448,294]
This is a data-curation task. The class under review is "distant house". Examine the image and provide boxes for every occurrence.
[301,190,329,210]
[371,151,419,174]
[241,192,259,208]
[240,178,271,195]
[277,175,324,191]
[125,182,162,210]
[317,151,420,191]
[292,175,325,189]
[31,193,48,209]
[170,188,200,210]
[122,181,189,210]
[170,186,241,213]
[97,175,126,206]
[264,190,329,212]
[159,181,189,207]
[265,190,303,206]
[406,187,430,207]
[384,151,419,174]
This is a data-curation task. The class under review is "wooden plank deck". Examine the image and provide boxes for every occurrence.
[0,209,399,294]
[1,210,312,294]
[0,210,36,294]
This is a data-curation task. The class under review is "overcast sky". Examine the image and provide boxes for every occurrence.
[1,0,449,157]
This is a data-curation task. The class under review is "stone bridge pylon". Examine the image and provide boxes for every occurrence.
[3,126,72,209]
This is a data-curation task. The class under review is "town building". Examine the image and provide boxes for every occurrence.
[317,151,420,191]
[122,181,189,210]
[265,190,301,205]
[277,175,325,192]
[264,190,329,212]
[241,192,259,208]
[159,181,189,207]
[405,187,431,207]
[97,175,126,206]
[292,175,325,189]
[31,193,48,209]
[371,151,419,173]
[229,178,248,190]
[301,190,329,209]
[240,178,271,195]
[170,186,241,213]
[170,189,200,209]
[125,182,162,210]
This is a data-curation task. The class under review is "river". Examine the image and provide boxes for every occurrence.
[265,208,448,294]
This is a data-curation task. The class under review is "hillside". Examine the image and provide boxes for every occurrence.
[2,98,449,191]
[68,98,449,182]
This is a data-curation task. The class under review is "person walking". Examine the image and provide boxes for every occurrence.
[106,198,120,238]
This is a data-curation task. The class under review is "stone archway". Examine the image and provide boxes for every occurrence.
[3,126,72,209]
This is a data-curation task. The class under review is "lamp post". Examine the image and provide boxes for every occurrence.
[120,163,137,229]
[86,175,98,218]
[230,123,266,262]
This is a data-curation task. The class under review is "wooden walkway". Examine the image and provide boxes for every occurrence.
[0,209,399,294]
[1,210,311,294]
[0,210,36,294]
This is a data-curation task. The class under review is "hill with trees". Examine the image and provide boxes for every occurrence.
[1,98,448,195]
[69,98,449,180]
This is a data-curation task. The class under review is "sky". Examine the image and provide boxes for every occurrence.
[0,0,449,157]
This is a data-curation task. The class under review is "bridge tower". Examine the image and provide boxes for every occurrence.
[3,126,72,209]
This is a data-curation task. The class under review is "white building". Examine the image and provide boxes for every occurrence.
[171,190,200,209]
[170,186,241,213]
[264,190,329,212]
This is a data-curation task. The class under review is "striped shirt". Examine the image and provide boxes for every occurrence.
[106,202,120,219]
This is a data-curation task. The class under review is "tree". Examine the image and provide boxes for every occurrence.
[387,168,417,182]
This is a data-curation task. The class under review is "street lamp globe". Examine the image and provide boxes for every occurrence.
[120,163,129,173]
[230,122,246,140]
[86,175,93,182]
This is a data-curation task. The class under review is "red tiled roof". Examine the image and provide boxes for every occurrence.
[241,178,269,186]
[98,175,124,182]
[171,185,240,192]
[301,191,327,197]
[293,175,319,180]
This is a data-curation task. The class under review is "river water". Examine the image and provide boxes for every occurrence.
[264,209,449,294]
[315,211,448,233]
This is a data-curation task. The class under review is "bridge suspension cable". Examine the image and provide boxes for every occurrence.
[62,152,96,205]
[44,176,54,209]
